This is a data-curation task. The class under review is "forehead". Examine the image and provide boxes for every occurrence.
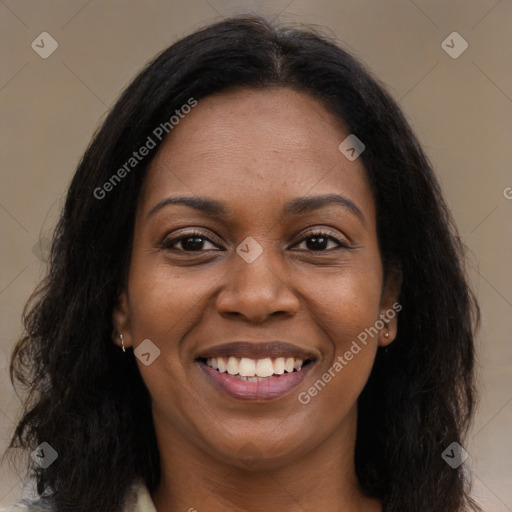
[139,87,374,221]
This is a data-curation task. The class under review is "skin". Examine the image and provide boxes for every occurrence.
[113,87,401,512]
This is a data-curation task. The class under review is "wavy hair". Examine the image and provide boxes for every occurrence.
[6,15,480,512]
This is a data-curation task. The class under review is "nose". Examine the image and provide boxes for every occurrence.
[215,248,300,324]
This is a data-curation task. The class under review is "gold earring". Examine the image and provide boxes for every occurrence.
[120,333,126,352]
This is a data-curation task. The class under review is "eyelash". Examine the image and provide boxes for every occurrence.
[159,229,349,253]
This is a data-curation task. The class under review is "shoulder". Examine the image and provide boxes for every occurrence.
[124,479,157,512]
[1,479,155,512]
[0,497,55,511]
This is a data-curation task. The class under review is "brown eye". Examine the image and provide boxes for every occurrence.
[293,230,349,251]
[161,232,220,252]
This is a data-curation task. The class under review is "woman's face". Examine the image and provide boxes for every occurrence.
[114,87,399,469]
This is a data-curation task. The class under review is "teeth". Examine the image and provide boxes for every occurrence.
[217,357,227,373]
[226,357,239,375]
[205,356,307,377]
[256,358,274,377]
[273,357,285,374]
[233,375,274,382]
[239,357,256,377]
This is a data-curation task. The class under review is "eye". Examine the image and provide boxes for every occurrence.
[160,231,221,252]
[292,230,349,251]
[160,229,348,253]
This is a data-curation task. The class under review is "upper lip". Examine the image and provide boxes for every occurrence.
[196,341,318,361]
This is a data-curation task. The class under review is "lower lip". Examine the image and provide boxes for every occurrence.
[198,361,314,401]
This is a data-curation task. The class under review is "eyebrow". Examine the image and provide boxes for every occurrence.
[281,194,365,223]
[147,193,364,223]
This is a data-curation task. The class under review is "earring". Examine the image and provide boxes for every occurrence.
[120,333,126,352]
[384,332,390,338]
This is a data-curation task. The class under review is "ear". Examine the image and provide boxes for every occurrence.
[378,265,402,347]
[112,291,132,350]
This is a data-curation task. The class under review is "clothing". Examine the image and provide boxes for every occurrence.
[0,479,156,512]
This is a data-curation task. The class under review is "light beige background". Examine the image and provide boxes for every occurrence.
[1,0,511,510]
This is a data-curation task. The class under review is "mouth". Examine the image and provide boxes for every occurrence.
[195,342,317,401]
[199,355,313,379]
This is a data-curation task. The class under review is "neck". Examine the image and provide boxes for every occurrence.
[151,406,381,512]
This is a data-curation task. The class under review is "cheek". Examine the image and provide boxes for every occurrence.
[297,345,376,442]
[294,254,382,405]
[308,289,380,400]
[127,255,208,347]
[126,257,208,429]
[296,276,381,427]
[125,255,220,407]
[300,258,383,349]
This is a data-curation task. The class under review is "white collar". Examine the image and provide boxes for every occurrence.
[0,479,157,512]
[124,479,157,512]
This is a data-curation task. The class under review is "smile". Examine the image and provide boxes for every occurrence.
[197,355,315,401]
[205,356,306,379]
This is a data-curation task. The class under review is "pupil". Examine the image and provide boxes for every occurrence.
[183,237,204,250]
[306,236,328,251]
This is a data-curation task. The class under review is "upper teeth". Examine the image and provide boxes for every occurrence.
[206,357,304,377]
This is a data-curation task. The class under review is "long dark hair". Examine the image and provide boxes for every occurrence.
[6,15,480,512]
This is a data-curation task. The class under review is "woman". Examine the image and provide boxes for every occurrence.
[3,15,481,512]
